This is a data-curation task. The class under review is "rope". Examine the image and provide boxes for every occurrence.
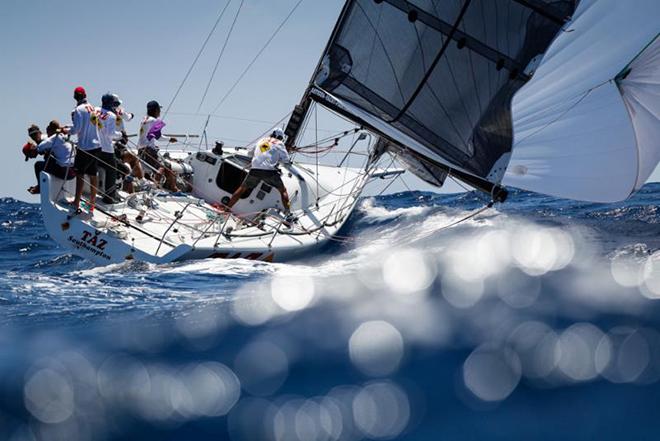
[209,0,306,114]
[164,0,232,116]
[432,202,493,232]
[315,104,320,204]
[51,113,405,249]
[197,0,245,113]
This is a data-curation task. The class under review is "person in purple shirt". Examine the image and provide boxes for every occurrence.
[137,100,179,192]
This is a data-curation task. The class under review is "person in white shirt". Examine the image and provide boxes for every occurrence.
[65,86,101,214]
[24,120,75,194]
[38,121,75,168]
[225,128,292,216]
[137,100,179,192]
[96,93,123,204]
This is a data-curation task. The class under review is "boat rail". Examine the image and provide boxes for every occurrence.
[155,202,193,255]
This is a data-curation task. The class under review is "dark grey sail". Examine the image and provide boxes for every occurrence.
[287,0,575,196]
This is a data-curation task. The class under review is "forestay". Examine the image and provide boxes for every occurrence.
[309,0,575,187]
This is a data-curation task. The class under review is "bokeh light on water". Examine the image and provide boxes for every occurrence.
[2,189,660,439]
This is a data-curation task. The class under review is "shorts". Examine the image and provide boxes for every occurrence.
[139,147,162,171]
[45,160,75,180]
[242,168,285,192]
[74,148,101,176]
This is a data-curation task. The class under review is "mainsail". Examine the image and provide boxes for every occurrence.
[287,0,576,197]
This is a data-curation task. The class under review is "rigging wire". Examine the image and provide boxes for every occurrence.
[197,0,246,113]
[166,111,343,134]
[315,103,320,204]
[209,0,306,115]
[164,0,232,117]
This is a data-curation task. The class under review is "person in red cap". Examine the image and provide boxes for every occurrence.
[64,86,101,214]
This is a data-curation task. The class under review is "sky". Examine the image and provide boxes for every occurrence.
[0,0,452,202]
[0,0,657,202]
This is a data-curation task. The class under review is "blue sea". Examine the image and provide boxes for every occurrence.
[1,184,660,441]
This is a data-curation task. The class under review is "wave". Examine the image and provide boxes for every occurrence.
[2,187,660,439]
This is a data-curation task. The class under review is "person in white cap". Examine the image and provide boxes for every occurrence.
[225,128,293,220]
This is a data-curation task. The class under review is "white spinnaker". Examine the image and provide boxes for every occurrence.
[504,0,660,202]
[619,36,660,192]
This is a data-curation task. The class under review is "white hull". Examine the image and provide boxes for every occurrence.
[39,151,383,265]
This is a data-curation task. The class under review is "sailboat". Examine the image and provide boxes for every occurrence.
[39,0,659,265]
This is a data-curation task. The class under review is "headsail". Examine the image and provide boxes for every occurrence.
[289,0,575,193]
[505,0,660,202]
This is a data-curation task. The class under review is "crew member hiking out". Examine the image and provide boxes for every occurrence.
[66,86,101,215]
[225,128,294,223]
[137,100,179,192]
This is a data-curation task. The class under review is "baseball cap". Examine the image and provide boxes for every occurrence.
[147,100,162,110]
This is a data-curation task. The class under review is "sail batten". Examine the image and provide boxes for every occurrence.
[379,0,532,79]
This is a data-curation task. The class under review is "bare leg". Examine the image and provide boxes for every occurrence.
[122,152,144,179]
[89,176,98,210]
[73,175,85,210]
[122,180,135,193]
[161,167,179,192]
[279,187,291,212]
[226,185,247,209]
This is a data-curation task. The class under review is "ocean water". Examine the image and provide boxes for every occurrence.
[1,184,660,440]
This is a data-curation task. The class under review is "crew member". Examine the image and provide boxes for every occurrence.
[37,120,76,185]
[66,86,100,214]
[96,93,122,203]
[225,128,293,219]
[114,99,144,193]
[24,124,46,194]
[137,100,179,191]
